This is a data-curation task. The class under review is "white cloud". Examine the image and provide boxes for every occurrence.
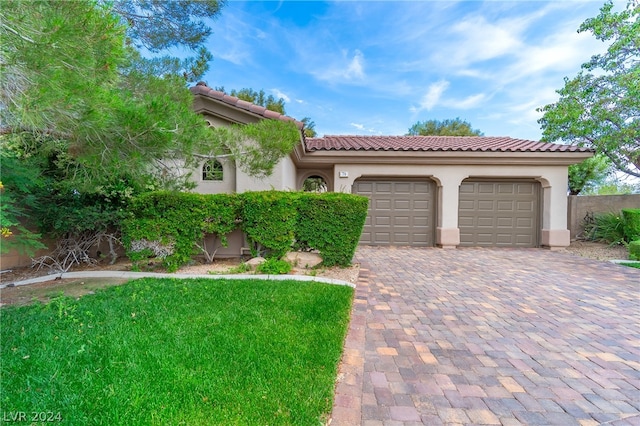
[411,80,450,112]
[350,123,364,130]
[345,49,365,80]
[444,93,487,110]
[271,89,290,103]
[308,49,367,84]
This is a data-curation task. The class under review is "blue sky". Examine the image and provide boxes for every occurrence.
[201,1,613,141]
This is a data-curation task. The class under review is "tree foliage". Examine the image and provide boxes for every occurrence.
[111,0,224,81]
[0,0,301,255]
[407,118,484,136]
[567,154,613,195]
[538,1,639,178]
[215,86,318,137]
[301,117,318,138]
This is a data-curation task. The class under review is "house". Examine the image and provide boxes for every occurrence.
[190,82,592,252]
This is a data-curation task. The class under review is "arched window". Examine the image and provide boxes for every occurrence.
[302,176,328,192]
[202,159,223,181]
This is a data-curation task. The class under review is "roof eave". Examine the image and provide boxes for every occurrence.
[294,149,593,167]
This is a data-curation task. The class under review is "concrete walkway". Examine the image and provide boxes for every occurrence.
[331,247,640,426]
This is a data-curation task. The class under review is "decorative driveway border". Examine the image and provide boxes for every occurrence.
[331,246,640,426]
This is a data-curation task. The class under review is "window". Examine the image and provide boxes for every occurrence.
[202,160,223,181]
[302,176,327,192]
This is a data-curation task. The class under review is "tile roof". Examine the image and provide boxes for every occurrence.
[190,82,304,129]
[305,135,591,153]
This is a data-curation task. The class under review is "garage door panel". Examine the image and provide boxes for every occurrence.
[414,217,428,226]
[414,200,430,210]
[478,184,495,193]
[394,200,410,210]
[354,180,435,246]
[459,200,475,210]
[459,181,539,247]
[376,183,392,193]
[477,217,494,227]
[357,182,373,193]
[411,233,429,243]
[414,183,431,194]
[497,201,514,211]
[517,184,534,194]
[460,183,475,194]
[373,232,390,244]
[497,217,514,227]
[516,217,533,228]
[375,216,390,226]
[394,183,412,193]
[458,216,474,227]
[478,200,494,210]
[394,216,409,226]
[517,201,534,211]
[497,184,515,194]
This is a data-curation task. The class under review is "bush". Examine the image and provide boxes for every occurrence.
[122,192,239,272]
[239,191,298,259]
[583,211,627,245]
[295,192,368,266]
[629,240,640,261]
[123,190,369,271]
[622,209,640,242]
[255,258,292,275]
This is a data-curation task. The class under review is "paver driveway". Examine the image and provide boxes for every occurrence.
[331,247,640,426]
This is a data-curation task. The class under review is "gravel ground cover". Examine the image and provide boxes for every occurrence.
[0,241,630,307]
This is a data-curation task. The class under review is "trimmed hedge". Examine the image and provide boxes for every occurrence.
[296,192,368,266]
[122,191,368,271]
[629,240,640,261]
[622,209,640,242]
[239,191,298,259]
[122,192,239,272]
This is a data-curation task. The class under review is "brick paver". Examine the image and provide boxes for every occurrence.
[331,247,640,425]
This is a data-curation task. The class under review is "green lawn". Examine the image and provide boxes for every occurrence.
[621,262,640,269]
[1,278,354,425]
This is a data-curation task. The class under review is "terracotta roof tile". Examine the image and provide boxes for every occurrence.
[305,135,591,153]
[190,83,304,129]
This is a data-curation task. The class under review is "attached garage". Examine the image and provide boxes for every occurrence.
[458,180,540,247]
[353,179,435,246]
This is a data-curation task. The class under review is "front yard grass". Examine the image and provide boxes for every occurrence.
[1,278,354,425]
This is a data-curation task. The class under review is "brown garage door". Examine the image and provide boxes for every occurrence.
[459,180,540,247]
[353,179,435,246]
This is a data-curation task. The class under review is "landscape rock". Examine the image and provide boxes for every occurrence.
[245,257,266,269]
[285,251,323,269]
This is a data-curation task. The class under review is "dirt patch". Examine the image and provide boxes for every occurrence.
[1,277,129,307]
[0,257,360,308]
[1,241,627,308]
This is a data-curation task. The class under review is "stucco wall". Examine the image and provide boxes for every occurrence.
[332,163,571,248]
[192,157,236,194]
[567,194,640,239]
[235,156,297,192]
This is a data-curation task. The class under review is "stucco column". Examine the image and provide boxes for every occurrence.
[435,174,463,249]
[539,169,571,249]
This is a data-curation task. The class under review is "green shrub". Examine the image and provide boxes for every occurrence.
[123,190,369,271]
[122,192,239,272]
[255,258,292,274]
[629,240,640,261]
[622,209,640,242]
[240,191,298,259]
[295,192,368,266]
[583,211,627,245]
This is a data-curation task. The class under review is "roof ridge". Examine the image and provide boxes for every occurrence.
[305,134,592,153]
[190,83,303,129]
